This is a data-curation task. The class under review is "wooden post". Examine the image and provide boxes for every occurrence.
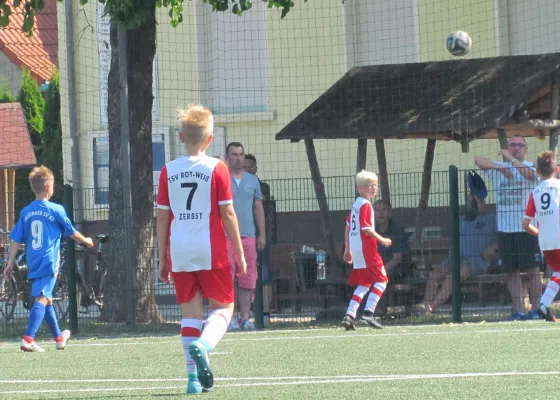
[355,139,367,197]
[304,139,339,276]
[413,139,436,243]
[0,169,7,233]
[549,82,559,153]
[356,139,367,172]
[497,128,508,153]
[375,139,391,203]
[7,169,15,229]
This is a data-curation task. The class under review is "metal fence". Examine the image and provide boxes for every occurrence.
[0,167,553,337]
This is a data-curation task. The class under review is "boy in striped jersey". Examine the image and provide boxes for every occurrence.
[157,105,246,394]
[342,170,392,330]
[523,150,560,322]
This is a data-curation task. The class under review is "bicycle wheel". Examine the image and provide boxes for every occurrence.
[53,275,69,322]
[92,269,106,309]
[0,279,18,322]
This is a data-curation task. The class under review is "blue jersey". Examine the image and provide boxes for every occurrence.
[9,200,76,280]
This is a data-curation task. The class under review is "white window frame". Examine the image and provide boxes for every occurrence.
[193,0,270,116]
[88,126,172,209]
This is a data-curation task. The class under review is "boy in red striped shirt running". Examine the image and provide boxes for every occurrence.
[342,170,392,330]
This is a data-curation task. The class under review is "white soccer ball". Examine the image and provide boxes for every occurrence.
[446,31,472,56]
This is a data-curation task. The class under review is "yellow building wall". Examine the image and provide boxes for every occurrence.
[57,1,547,217]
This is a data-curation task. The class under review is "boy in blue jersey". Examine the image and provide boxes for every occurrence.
[2,166,93,352]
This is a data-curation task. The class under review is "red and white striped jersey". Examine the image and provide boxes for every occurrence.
[346,197,383,270]
[157,155,233,272]
[524,178,560,251]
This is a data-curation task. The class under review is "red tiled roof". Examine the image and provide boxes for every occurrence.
[0,2,58,83]
[0,103,36,169]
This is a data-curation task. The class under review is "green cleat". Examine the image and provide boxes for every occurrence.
[189,340,214,390]
[186,375,203,394]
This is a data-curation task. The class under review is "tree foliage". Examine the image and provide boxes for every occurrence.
[40,70,63,204]
[14,69,45,216]
[0,80,14,102]
[18,68,44,146]
[12,0,307,34]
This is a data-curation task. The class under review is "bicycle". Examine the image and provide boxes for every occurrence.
[53,233,109,320]
[0,226,31,322]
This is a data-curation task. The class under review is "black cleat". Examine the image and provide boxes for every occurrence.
[537,303,557,322]
[341,315,356,331]
[361,311,383,329]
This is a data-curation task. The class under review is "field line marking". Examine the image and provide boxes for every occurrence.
[1,325,559,349]
[4,371,560,394]
[3,371,560,386]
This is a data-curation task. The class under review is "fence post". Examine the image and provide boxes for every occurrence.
[63,184,78,333]
[449,166,462,323]
[254,251,264,329]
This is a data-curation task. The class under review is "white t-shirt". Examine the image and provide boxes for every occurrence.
[483,160,537,233]
[524,178,560,251]
[157,155,233,272]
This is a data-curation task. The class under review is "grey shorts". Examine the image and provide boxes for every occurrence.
[442,257,489,276]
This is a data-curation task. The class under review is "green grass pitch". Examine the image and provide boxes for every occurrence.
[1,322,559,399]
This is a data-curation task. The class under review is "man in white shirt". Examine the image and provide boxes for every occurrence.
[474,135,541,320]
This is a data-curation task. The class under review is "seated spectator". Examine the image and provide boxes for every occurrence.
[414,191,497,314]
[373,200,408,279]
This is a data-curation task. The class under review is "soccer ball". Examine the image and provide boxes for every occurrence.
[446,31,472,56]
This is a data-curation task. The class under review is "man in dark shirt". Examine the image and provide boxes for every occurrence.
[373,200,409,279]
[244,154,270,200]
[244,154,275,323]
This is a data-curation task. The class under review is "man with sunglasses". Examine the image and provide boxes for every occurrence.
[474,135,541,321]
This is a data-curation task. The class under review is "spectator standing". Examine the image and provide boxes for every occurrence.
[244,154,274,324]
[225,143,266,330]
[474,135,541,320]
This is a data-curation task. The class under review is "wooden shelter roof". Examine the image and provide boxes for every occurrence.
[275,53,560,143]
[0,103,36,169]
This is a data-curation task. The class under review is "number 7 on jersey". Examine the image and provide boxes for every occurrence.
[181,182,198,210]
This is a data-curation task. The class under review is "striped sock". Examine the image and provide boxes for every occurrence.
[181,319,202,376]
[365,281,387,313]
[200,308,232,352]
[346,285,370,318]
[541,273,560,307]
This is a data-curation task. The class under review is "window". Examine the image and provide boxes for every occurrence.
[194,0,269,114]
[91,129,170,206]
[93,137,109,205]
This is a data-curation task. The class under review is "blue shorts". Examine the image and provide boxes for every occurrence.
[31,274,57,299]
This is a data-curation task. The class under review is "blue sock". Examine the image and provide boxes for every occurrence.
[44,305,62,339]
[24,302,46,339]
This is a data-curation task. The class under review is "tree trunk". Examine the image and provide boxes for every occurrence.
[102,5,163,323]
[127,5,163,324]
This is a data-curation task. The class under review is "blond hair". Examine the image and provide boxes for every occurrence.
[356,169,378,186]
[29,165,54,194]
[176,104,213,146]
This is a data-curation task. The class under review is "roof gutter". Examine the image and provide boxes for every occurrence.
[64,0,84,226]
